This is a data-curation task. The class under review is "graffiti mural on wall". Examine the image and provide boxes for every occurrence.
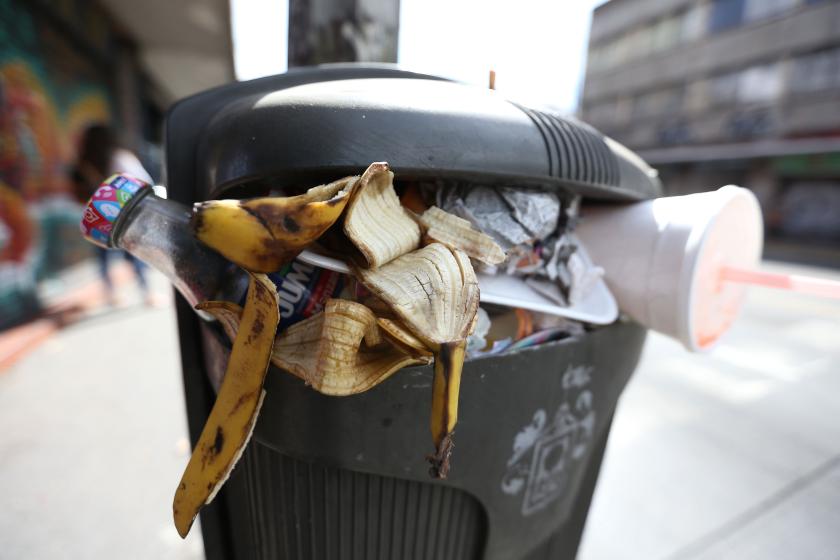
[0,0,114,328]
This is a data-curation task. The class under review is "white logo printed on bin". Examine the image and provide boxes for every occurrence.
[501,365,595,516]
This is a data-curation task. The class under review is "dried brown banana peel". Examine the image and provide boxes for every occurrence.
[343,162,421,267]
[196,300,243,341]
[418,206,506,265]
[173,273,279,538]
[199,299,431,396]
[377,318,434,361]
[191,176,358,273]
[354,243,479,478]
[273,299,430,395]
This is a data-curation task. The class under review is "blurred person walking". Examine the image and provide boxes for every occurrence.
[73,124,159,306]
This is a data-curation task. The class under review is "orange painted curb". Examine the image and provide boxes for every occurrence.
[0,319,58,371]
[0,262,137,372]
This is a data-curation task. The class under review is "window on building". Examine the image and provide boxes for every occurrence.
[709,71,740,104]
[686,80,710,112]
[726,108,774,139]
[744,0,797,22]
[631,93,648,119]
[588,45,603,72]
[681,3,709,42]
[709,63,784,106]
[614,96,634,123]
[738,62,783,103]
[632,88,682,118]
[778,182,840,238]
[612,33,631,66]
[652,14,681,52]
[709,0,745,33]
[601,40,620,70]
[633,91,658,118]
[587,100,617,125]
[658,121,691,145]
[662,86,686,113]
[790,47,840,93]
[623,26,654,62]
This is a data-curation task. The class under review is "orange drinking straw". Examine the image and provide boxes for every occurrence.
[721,265,840,300]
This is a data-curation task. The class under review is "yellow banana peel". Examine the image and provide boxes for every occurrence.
[191,176,358,273]
[185,163,483,487]
[377,317,434,361]
[354,243,479,346]
[354,243,479,478]
[199,299,432,396]
[428,339,467,478]
[273,299,431,395]
[173,272,279,538]
[417,206,506,265]
[343,162,421,268]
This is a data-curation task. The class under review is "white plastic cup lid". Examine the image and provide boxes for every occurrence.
[577,185,763,352]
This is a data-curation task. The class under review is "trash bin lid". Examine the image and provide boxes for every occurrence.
[165,65,661,204]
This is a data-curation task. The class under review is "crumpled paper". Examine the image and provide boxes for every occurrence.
[438,184,601,307]
[439,186,560,249]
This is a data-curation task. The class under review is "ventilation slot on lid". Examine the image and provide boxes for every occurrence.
[518,106,620,189]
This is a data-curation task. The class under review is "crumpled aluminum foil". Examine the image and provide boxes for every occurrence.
[437,184,598,307]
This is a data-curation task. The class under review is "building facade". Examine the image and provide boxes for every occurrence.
[581,0,840,243]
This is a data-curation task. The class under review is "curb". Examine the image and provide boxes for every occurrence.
[0,319,58,371]
[0,262,136,372]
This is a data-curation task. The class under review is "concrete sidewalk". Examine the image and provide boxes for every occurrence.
[579,261,840,560]
[0,270,203,559]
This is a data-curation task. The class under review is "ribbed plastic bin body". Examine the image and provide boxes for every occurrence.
[193,319,645,560]
[165,65,659,560]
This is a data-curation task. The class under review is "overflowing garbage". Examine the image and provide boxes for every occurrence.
[416,181,605,308]
[91,163,840,540]
[398,179,605,357]
[466,306,586,359]
[291,175,610,358]
[79,163,611,538]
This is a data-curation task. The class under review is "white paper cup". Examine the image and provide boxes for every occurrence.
[576,186,763,352]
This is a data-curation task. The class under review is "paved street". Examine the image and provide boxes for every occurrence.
[0,260,838,559]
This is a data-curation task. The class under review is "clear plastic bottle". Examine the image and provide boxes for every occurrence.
[81,173,346,325]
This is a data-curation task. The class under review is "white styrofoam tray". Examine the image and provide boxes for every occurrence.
[297,233,617,325]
